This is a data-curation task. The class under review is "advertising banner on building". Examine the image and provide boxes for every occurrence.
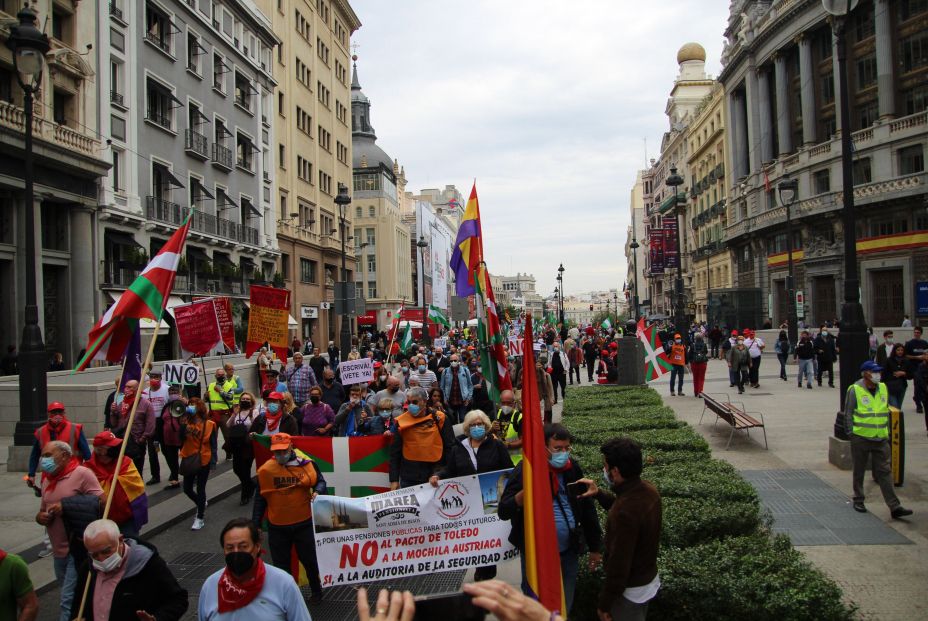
[663,218,679,270]
[173,298,223,358]
[245,285,291,362]
[415,201,454,311]
[312,470,516,587]
[649,232,665,274]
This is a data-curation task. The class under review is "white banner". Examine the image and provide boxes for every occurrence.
[338,358,374,384]
[313,470,517,587]
[507,336,524,357]
[163,362,201,386]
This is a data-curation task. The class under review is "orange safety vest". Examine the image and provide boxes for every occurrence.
[179,420,216,467]
[257,458,318,526]
[670,343,686,366]
[35,421,82,458]
[395,410,446,463]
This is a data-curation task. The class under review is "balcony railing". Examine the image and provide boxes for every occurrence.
[145,109,171,130]
[212,143,233,170]
[146,196,184,225]
[109,1,123,20]
[185,129,209,159]
[147,198,261,247]
[110,90,124,106]
[0,100,100,157]
[102,264,139,287]
[145,32,172,55]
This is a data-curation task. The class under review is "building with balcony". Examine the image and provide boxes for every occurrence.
[0,1,111,366]
[96,0,281,359]
[720,0,928,328]
[257,0,360,347]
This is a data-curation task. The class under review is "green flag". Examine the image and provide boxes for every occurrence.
[400,322,413,354]
[601,317,612,330]
[428,304,451,328]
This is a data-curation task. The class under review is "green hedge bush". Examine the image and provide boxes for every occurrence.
[661,496,761,548]
[644,460,758,503]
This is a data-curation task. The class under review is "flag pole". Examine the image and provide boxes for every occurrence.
[386,298,405,367]
[75,320,162,621]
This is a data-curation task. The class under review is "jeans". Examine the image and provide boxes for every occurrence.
[887,386,907,410]
[569,365,581,384]
[610,596,650,621]
[851,436,900,509]
[749,355,761,385]
[777,353,788,379]
[669,365,684,393]
[710,341,720,358]
[268,519,322,595]
[797,359,814,387]
[520,549,579,613]
[183,465,209,518]
[53,554,77,621]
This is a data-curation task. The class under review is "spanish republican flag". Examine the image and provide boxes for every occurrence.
[84,456,149,532]
[450,183,484,297]
[520,313,566,615]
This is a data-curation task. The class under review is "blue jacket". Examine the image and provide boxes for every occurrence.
[440,366,473,403]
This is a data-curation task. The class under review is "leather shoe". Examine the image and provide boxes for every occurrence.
[891,507,913,519]
[852,501,867,513]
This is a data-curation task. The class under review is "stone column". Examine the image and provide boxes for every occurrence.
[734,91,749,178]
[875,0,895,119]
[69,206,96,364]
[798,34,817,145]
[728,91,746,179]
[745,62,763,174]
[757,68,774,163]
[774,53,793,155]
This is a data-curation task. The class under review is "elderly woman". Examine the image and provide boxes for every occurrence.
[430,410,512,580]
[370,397,397,436]
[300,385,336,436]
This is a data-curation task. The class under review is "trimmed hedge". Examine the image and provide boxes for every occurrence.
[645,460,758,503]
[661,497,760,548]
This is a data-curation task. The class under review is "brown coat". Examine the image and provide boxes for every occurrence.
[535,366,554,412]
[596,478,662,611]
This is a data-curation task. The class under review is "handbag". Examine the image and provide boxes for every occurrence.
[179,421,206,476]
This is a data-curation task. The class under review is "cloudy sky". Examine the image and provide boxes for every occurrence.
[350,0,729,296]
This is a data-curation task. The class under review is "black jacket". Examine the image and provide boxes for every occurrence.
[794,339,815,360]
[436,436,513,479]
[320,381,347,415]
[813,334,838,362]
[881,355,910,393]
[72,539,188,621]
[498,459,602,555]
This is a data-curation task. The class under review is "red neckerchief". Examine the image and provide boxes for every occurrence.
[217,557,266,613]
[44,456,80,493]
[549,458,573,493]
[264,411,283,431]
[47,416,67,434]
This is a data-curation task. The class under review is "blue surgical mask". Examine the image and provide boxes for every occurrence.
[408,403,421,415]
[469,426,486,440]
[185,405,196,415]
[379,409,392,419]
[39,456,58,474]
[418,365,427,373]
[267,403,280,414]
[548,451,569,469]
[603,466,612,486]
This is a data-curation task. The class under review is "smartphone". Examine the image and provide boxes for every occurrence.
[566,480,589,499]
[412,592,487,621]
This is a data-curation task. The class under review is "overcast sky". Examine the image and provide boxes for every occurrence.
[350,0,729,296]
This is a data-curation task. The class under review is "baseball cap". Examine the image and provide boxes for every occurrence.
[93,431,122,448]
[860,360,883,373]
[270,433,292,450]
[47,401,65,413]
[267,391,284,401]
[731,330,739,336]
[373,361,383,369]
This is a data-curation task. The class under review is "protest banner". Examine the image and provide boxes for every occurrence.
[507,336,524,357]
[312,470,516,586]
[338,357,374,385]
[163,362,201,386]
[214,296,235,351]
[245,285,290,362]
[433,336,447,350]
[173,299,222,358]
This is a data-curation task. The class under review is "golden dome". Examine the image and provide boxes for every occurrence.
[677,42,706,64]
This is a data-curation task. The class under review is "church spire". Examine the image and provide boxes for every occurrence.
[350,54,376,140]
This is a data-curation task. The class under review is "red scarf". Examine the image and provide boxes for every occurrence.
[549,458,573,493]
[217,558,266,613]
[44,456,80,493]
[264,410,283,432]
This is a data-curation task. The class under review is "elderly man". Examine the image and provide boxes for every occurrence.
[389,387,453,489]
[36,440,103,621]
[199,518,311,621]
[27,401,91,490]
[439,354,473,425]
[142,370,170,484]
[282,352,317,408]
[74,519,187,621]
[373,376,407,419]
[109,379,156,476]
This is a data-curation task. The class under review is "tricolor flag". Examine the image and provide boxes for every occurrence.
[474,263,511,402]
[75,213,192,371]
[449,183,484,298]
[84,456,148,532]
[519,313,566,616]
[637,318,672,381]
[428,304,450,329]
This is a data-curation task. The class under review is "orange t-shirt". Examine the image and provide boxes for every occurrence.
[257,459,318,526]
[179,419,215,467]
[669,344,686,366]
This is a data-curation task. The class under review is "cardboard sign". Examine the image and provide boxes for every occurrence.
[174,299,223,357]
[508,336,524,356]
[163,362,201,386]
[339,357,374,385]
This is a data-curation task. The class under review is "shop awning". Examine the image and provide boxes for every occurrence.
[288,314,298,328]
[105,291,170,330]
[105,230,144,249]
[187,246,210,262]
[213,253,235,267]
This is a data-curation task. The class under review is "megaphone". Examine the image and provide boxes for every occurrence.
[168,400,187,418]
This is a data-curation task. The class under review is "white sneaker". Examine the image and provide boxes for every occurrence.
[191,518,205,530]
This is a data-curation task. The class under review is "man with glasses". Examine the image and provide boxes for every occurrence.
[389,387,453,489]
[498,423,602,612]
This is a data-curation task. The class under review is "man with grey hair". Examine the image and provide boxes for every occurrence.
[373,375,407,419]
[35,440,103,621]
[389,387,453,489]
[74,519,187,621]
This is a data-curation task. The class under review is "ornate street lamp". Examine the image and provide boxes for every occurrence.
[334,184,353,357]
[778,174,800,349]
[665,166,686,337]
[630,237,640,320]
[417,235,431,346]
[7,7,51,449]
[557,263,565,324]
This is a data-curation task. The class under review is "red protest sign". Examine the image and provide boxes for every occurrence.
[246,285,291,363]
[174,299,223,357]
[213,296,236,351]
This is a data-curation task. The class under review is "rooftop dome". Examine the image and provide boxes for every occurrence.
[677,42,706,64]
[353,138,393,170]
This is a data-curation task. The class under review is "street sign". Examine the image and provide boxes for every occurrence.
[795,290,805,319]
[334,282,357,315]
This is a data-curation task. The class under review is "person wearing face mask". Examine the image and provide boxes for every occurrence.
[743,329,766,388]
[300,385,336,437]
[319,368,347,414]
[875,330,895,366]
[845,361,913,518]
[199,518,311,621]
[548,343,568,403]
[141,370,170,485]
[369,361,389,394]
[396,360,412,388]
[179,398,218,531]
[690,332,709,398]
[227,392,261,505]
[74,519,187,621]
[373,376,407,420]
[334,385,376,437]
[412,356,438,391]
[84,431,149,538]
[26,402,91,490]
[794,329,816,389]
[492,390,524,465]
[252,392,299,436]
[813,325,838,388]
[109,379,156,477]
[667,333,687,396]
[498,424,602,612]
[430,410,513,581]
[160,385,186,489]
[728,336,751,394]
[207,368,236,460]
[389,387,454,489]
[881,343,910,411]
[370,397,398,436]
[254,433,327,603]
[439,354,473,425]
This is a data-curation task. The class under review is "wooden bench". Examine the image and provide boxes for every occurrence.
[699,393,768,450]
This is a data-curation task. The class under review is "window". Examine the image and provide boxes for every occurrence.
[902,85,928,115]
[899,0,928,22]
[111,115,126,141]
[297,156,313,182]
[145,2,174,55]
[112,150,123,192]
[318,126,331,151]
[899,145,925,175]
[335,59,347,85]
[280,253,290,280]
[355,206,362,218]
[110,61,125,107]
[820,73,834,104]
[213,52,227,92]
[334,19,348,47]
[854,5,874,40]
[278,144,286,169]
[857,100,878,129]
[52,6,74,46]
[367,255,376,273]
[366,228,375,245]
[337,141,348,164]
[368,283,377,299]
[146,78,176,129]
[320,213,333,238]
[855,53,877,89]
[110,28,125,52]
[295,58,311,88]
[813,169,831,194]
[316,37,329,65]
[739,245,753,271]
[336,100,347,124]
[296,106,312,134]
[234,71,253,112]
[236,132,255,171]
[853,158,872,185]
[368,206,376,217]
[296,9,311,40]
[318,171,332,195]
[187,31,204,74]
[317,81,330,107]
[300,258,317,283]
[900,33,928,72]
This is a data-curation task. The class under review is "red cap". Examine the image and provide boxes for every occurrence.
[609,342,618,349]
[601,349,609,356]
[373,361,383,369]
[47,401,65,413]
[731,330,739,336]
[267,391,284,401]
[93,431,122,448]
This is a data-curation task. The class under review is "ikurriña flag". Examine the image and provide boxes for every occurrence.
[636,318,672,381]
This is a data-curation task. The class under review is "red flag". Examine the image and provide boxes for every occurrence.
[213,297,236,351]
[245,285,291,363]
[174,299,223,358]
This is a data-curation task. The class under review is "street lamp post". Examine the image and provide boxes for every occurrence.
[417,235,431,347]
[823,0,867,439]
[334,184,353,358]
[665,166,687,337]
[7,8,51,448]
[630,237,640,320]
[778,175,800,349]
[613,292,618,322]
[557,263,565,324]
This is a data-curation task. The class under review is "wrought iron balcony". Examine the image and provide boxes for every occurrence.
[211,143,233,171]
[185,129,209,160]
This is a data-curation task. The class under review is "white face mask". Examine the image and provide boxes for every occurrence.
[92,547,123,573]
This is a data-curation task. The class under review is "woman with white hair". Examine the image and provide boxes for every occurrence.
[429,409,513,581]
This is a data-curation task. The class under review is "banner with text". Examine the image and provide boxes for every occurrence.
[214,296,236,351]
[174,299,223,358]
[338,357,374,385]
[663,218,679,270]
[163,362,201,386]
[313,470,516,587]
[246,285,291,363]
[507,336,524,357]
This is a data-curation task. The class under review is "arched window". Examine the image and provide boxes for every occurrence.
[355,206,362,218]
[369,206,376,217]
